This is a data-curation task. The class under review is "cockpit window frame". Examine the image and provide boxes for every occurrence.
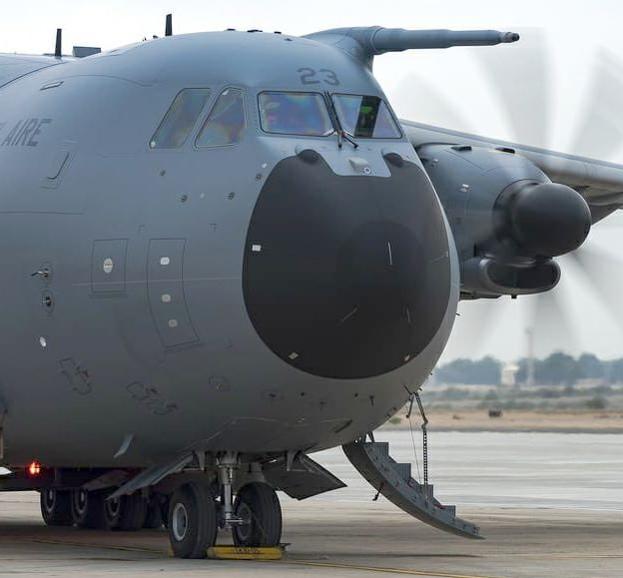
[194,86,247,150]
[149,88,212,150]
[257,90,336,138]
[330,93,404,140]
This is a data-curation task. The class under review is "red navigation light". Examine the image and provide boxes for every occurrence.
[27,461,42,476]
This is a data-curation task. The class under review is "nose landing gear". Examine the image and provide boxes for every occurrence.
[165,454,283,558]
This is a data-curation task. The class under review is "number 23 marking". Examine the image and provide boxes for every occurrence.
[298,68,340,86]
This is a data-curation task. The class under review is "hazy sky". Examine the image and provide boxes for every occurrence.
[2,0,623,362]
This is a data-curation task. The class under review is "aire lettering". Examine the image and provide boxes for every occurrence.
[0,118,53,148]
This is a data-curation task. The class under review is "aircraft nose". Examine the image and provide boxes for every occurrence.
[243,151,452,379]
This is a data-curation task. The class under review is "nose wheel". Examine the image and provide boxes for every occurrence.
[167,482,217,559]
[232,482,282,548]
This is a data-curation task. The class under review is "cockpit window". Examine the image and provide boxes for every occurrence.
[150,88,211,149]
[332,94,402,139]
[259,92,334,137]
[196,88,245,147]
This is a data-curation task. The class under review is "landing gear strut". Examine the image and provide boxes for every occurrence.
[217,452,243,530]
[218,453,282,548]
[164,453,283,558]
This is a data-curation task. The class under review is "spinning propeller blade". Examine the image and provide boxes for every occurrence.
[568,47,623,160]
[471,31,623,354]
[471,28,552,149]
[419,29,623,357]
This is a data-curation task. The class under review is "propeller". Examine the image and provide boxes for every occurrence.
[471,29,623,158]
[407,28,623,362]
[470,28,553,150]
[469,30,623,359]
[565,244,623,330]
[567,47,623,159]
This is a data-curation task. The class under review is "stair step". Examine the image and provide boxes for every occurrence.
[370,442,389,456]
[393,462,412,481]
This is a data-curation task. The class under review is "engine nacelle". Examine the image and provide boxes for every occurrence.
[418,144,591,298]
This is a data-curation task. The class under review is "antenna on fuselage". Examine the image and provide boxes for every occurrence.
[54,28,62,58]
[165,14,173,37]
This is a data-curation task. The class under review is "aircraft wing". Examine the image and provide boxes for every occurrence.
[403,120,623,223]
[0,54,62,89]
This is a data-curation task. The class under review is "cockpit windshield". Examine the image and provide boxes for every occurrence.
[332,94,402,139]
[258,92,334,137]
[150,88,211,149]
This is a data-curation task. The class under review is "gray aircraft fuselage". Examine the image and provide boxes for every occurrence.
[0,31,458,468]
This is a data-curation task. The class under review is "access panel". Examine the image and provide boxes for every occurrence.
[147,239,198,349]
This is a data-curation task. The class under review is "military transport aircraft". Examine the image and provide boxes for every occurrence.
[0,16,621,558]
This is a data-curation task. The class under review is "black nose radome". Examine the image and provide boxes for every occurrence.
[243,154,451,379]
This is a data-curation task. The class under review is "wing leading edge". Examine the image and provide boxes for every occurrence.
[403,120,623,223]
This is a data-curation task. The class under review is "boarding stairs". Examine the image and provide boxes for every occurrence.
[342,438,482,539]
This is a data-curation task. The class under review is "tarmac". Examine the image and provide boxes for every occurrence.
[1,493,622,578]
[1,431,621,577]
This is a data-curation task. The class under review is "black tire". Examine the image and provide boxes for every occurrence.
[118,493,147,531]
[70,490,121,530]
[167,482,217,559]
[70,489,92,528]
[40,489,72,526]
[143,499,163,529]
[98,495,122,530]
[232,482,282,547]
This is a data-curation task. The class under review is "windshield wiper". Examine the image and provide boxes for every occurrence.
[324,92,358,149]
[341,131,359,149]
